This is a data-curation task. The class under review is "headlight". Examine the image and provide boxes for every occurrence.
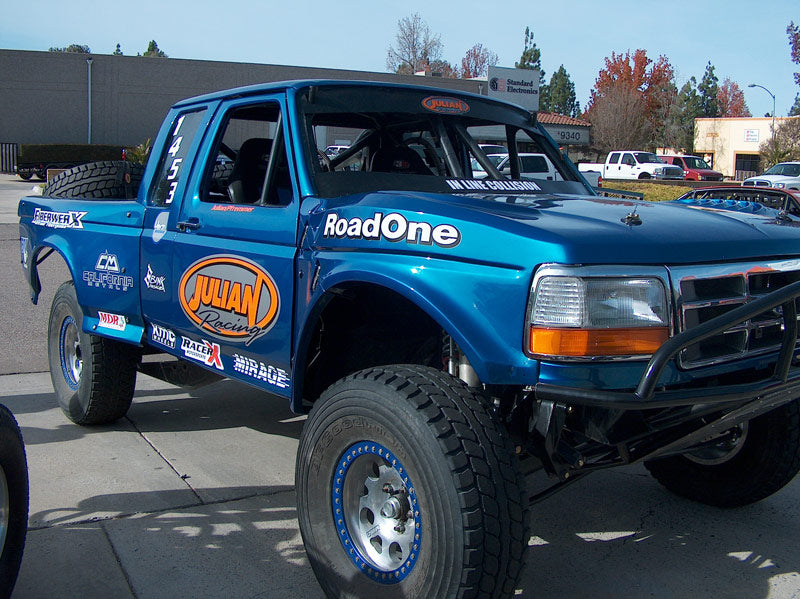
[774,182,786,189]
[653,167,664,175]
[527,274,669,359]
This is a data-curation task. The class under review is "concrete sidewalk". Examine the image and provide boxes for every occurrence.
[5,371,800,598]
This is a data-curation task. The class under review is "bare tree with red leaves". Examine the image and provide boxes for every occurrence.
[717,78,752,117]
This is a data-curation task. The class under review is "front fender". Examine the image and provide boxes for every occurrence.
[307,249,540,385]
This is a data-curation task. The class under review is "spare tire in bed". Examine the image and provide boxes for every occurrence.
[43,161,144,199]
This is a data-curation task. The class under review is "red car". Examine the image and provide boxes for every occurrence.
[661,155,723,181]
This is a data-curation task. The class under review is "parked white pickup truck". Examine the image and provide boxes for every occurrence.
[579,151,684,181]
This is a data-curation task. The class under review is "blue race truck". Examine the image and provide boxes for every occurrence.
[18,80,800,599]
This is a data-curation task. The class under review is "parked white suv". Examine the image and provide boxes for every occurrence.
[743,162,800,190]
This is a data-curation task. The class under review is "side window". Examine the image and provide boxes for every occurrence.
[622,153,635,166]
[201,102,293,206]
[150,110,206,207]
[608,152,620,164]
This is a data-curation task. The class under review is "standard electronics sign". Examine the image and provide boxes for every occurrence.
[488,66,540,112]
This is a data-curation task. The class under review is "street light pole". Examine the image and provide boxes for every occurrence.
[748,83,776,143]
[86,57,93,144]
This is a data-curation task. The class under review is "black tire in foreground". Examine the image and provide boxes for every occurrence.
[47,281,139,425]
[0,404,28,599]
[43,161,144,199]
[296,365,527,599]
[17,173,32,181]
[645,400,800,507]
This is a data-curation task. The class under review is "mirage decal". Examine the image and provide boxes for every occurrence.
[323,212,461,248]
[445,179,542,192]
[32,208,87,229]
[232,353,290,390]
[421,96,470,114]
[181,336,224,370]
[179,255,280,345]
[97,311,127,332]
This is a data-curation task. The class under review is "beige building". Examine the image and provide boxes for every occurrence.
[694,116,798,180]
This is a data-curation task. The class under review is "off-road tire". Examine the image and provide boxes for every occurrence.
[17,173,32,181]
[296,365,527,599]
[645,400,800,507]
[47,281,139,424]
[0,404,28,599]
[43,161,144,199]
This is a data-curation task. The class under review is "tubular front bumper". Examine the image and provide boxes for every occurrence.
[534,279,800,413]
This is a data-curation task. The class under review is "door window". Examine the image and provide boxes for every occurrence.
[149,110,206,207]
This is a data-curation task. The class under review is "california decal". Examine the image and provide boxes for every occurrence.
[179,255,280,346]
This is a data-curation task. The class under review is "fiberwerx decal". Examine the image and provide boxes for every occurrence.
[179,255,280,345]
[32,208,87,229]
[323,212,461,248]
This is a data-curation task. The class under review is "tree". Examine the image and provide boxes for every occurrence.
[698,61,719,117]
[386,13,443,75]
[759,117,800,168]
[113,43,123,56]
[515,27,548,109]
[717,78,751,117]
[790,93,800,117]
[788,21,800,87]
[545,65,579,117]
[585,49,675,150]
[142,40,167,58]
[670,77,703,151]
[586,85,651,153]
[48,44,90,53]
[427,59,457,78]
[459,43,497,79]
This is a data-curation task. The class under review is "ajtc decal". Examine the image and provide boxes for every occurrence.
[323,212,461,249]
[179,255,280,346]
[32,208,87,229]
[232,353,290,389]
[150,323,175,349]
[144,264,166,292]
[181,336,223,370]
[98,311,126,331]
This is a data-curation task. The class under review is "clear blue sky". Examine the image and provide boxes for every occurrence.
[2,0,797,118]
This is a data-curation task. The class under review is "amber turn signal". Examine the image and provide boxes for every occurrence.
[529,326,669,358]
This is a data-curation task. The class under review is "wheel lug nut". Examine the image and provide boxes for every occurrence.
[394,523,405,534]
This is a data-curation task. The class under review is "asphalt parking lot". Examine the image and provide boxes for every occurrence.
[2,175,800,598]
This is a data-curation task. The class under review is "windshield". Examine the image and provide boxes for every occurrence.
[683,156,712,169]
[298,85,591,198]
[633,152,663,164]
[765,163,800,177]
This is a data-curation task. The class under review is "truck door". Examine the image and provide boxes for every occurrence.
[606,152,621,178]
[140,104,217,341]
[620,153,637,179]
[167,95,299,398]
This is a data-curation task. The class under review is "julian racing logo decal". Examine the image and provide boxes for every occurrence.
[323,212,461,248]
[421,96,470,114]
[179,255,280,345]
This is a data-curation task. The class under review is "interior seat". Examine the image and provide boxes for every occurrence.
[227,138,273,204]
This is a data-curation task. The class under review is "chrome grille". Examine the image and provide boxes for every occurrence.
[671,260,800,368]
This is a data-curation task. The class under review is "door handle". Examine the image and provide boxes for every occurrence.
[177,218,201,232]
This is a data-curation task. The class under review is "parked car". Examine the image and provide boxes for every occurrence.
[660,155,723,181]
[674,186,800,215]
[743,162,800,190]
[578,151,684,180]
[471,153,562,181]
[0,404,28,598]
[478,143,506,155]
[324,145,349,157]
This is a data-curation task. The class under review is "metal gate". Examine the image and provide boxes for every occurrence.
[0,143,18,174]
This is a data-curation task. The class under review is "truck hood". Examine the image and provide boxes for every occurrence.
[745,174,800,186]
[316,190,800,266]
[689,168,723,177]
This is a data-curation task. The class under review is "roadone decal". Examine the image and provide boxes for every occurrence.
[179,255,280,345]
[323,212,461,248]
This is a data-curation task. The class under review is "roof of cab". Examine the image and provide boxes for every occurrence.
[171,78,529,114]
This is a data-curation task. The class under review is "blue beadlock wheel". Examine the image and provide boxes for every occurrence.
[59,315,82,390]
[332,441,421,583]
